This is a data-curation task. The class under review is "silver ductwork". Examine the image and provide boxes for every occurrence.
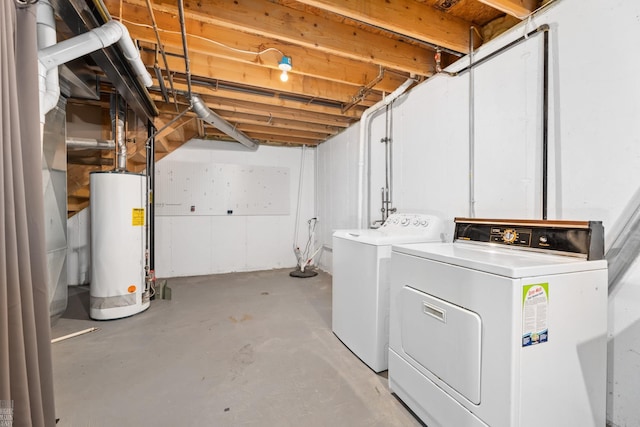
[111,94,128,171]
[191,95,259,151]
[115,117,126,170]
[66,137,116,150]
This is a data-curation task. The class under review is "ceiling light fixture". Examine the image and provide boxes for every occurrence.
[278,55,292,82]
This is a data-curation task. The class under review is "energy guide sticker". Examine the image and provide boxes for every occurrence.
[132,208,145,226]
[522,283,549,347]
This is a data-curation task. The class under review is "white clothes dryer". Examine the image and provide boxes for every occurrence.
[389,218,607,427]
[332,213,444,372]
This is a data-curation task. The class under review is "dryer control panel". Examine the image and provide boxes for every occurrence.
[453,218,604,260]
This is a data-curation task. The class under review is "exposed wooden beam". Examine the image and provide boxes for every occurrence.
[67,164,101,197]
[108,0,436,75]
[214,111,345,135]
[67,157,114,166]
[68,200,90,215]
[111,2,420,89]
[156,79,361,119]
[153,114,195,141]
[140,49,384,104]
[152,95,355,129]
[69,187,90,199]
[203,130,320,146]
[476,0,537,19]
[295,0,474,53]
[218,123,333,141]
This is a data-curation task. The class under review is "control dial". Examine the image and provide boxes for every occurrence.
[502,228,518,244]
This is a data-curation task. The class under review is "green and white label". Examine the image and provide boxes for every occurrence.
[522,283,549,347]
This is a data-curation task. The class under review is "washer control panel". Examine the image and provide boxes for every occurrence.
[380,214,436,231]
[453,218,604,260]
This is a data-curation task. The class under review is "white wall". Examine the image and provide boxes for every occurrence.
[155,140,315,278]
[316,0,640,424]
[316,125,359,270]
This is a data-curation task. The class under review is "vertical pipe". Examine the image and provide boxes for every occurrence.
[357,77,415,229]
[388,103,394,213]
[111,93,127,171]
[293,145,307,263]
[384,105,390,194]
[147,120,155,271]
[177,0,193,98]
[542,30,549,220]
[468,27,476,218]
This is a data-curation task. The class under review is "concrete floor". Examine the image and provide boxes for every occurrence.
[51,269,423,426]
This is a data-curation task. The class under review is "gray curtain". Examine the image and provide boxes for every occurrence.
[1,0,56,426]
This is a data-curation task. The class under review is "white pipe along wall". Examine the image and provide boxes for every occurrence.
[357,77,416,229]
[317,0,640,425]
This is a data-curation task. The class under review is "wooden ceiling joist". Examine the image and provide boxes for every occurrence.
[110,0,437,76]
[63,0,534,215]
[295,0,474,53]
[477,0,537,19]
[111,5,418,92]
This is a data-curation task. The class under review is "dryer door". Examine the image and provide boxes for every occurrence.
[400,286,482,404]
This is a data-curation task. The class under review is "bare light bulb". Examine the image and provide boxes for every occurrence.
[278,55,292,83]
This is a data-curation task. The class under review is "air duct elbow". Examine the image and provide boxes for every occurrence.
[111,21,154,88]
[191,95,259,151]
[38,20,153,88]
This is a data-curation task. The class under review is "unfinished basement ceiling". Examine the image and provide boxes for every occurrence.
[56,0,546,214]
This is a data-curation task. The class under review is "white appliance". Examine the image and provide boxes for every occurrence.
[389,218,607,427]
[332,213,444,372]
[90,171,150,320]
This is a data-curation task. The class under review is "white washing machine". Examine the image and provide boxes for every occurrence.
[389,218,607,427]
[332,213,444,372]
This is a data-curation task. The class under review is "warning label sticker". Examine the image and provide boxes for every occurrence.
[132,208,145,226]
[522,283,548,347]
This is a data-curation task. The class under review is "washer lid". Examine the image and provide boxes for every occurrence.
[392,242,607,277]
[333,228,442,245]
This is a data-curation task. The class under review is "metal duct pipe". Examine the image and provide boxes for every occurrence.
[37,0,59,124]
[177,0,193,98]
[357,77,416,229]
[191,95,259,151]
[37,5,152,122]
[111,94,127,171]
[66,137,115,150]
[174,3,256,150]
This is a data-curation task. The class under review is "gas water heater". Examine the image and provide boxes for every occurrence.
[90,171,149,320]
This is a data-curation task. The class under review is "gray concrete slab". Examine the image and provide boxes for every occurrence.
[52,269,423,427]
